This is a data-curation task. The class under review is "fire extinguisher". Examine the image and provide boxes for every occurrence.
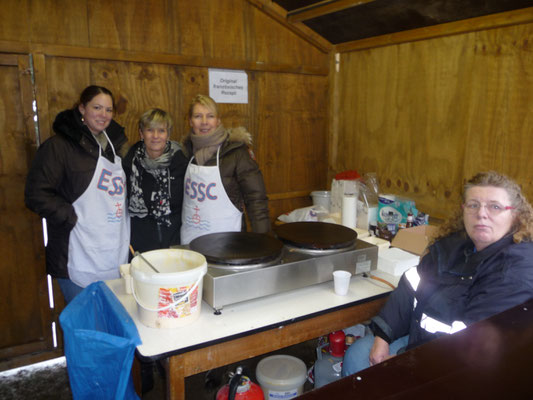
[216,366,263,400]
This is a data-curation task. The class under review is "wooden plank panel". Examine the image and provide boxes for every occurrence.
[0,62,51,356]
[0,0,30,43]
[256,72,329,197]
[88,0,172,53]
[331,22,533,220]
[29,0,89,46]
[463,23,533,193]
[251,4,329,67]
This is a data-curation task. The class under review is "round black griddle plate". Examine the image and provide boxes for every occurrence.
[274,221,357,250]
[189,232,284,265]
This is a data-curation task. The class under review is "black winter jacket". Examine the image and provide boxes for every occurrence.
[123,141,188,253]
[372,232,533,350]
[182,127,270,233]
[24,108,128,278]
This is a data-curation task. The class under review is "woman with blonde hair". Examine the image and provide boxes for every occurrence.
[180,95,270,244]
[123,108,188,253]
[342,171,533,376]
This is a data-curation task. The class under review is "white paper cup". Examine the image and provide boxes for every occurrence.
[333,270,352,296]
[119,263,133,294]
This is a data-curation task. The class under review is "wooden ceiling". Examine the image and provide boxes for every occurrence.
[248,0,533,52]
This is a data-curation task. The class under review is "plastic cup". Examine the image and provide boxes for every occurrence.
[333,270,351,296]
[119,263,132,294]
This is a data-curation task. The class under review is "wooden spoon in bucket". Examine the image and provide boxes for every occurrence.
[129,245,160,273]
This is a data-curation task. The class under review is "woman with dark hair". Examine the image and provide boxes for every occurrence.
[123,108,188,253]
[342,171,533,376]
[25,85,130,303]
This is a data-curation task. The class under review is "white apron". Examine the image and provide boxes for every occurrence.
[181,147,242,244]
[67,131,130,287]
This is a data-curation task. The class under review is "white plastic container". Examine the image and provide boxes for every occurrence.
[378,247,420,276]
[130,249,207,329]
[310,191,331,212]
[256,355,307,399]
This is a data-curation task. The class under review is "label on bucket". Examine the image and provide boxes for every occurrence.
[267,389,299,399]
[157,286,199,318]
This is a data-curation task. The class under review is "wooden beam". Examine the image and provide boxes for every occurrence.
[246,0,333,53]
[0,39,30,55]
[20,42,327,76]
[0,53,18,66]
[268,190,314,201]
[335,6,533,53]
[288,0,376,23]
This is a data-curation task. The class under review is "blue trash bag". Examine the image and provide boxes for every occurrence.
[59,281,142,400]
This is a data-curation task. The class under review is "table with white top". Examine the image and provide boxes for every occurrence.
[106,270,397,400]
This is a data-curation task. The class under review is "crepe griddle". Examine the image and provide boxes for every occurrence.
[189,232,284,265]
[274,221,357,250]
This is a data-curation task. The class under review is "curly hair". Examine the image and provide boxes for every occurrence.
[433,171,533,244]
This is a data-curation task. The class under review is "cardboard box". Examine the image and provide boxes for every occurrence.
[391,225,439,256]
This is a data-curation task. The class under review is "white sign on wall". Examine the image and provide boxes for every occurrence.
[208,68,248,104]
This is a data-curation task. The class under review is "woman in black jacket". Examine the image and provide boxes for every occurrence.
[25,85,130,302]
[342,171,533,376]
[123,108,188,253]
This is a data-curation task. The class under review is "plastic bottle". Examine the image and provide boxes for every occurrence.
[313,331,346,388]
[406,211,414,228]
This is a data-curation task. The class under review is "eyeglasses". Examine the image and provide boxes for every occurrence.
[462,201,515,216]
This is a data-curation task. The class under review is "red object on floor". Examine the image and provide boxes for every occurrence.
[216,376,263,400]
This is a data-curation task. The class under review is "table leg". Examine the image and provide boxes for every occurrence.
[167,354,186,400]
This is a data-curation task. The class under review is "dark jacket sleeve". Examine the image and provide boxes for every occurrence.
[233,147,271,233]
[371,270,417,342]
[24,137,77,229]
[463,243,533,324]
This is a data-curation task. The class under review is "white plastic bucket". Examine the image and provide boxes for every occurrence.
[255,355,307,399]
[311,191,331,212]
[130,249,207,329]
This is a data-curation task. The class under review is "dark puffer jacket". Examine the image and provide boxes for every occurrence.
[371,232,533,350]
[182,127,270,233]
[24,108,128,278]
[123,141,188,253]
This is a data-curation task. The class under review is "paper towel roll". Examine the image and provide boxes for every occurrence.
[341,194,357,229]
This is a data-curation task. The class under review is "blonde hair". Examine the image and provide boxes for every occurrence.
[434,171,533,244]
[188,94,219,119]
[138,108,173,133]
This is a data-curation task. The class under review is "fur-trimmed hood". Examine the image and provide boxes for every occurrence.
[226,126,252,146]
[182,125,253,158]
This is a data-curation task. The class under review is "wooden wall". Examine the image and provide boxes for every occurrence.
[0,0,328,369]
[330,13,533,220]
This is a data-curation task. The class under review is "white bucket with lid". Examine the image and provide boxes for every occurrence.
[130,249,207,329]
[311,191,331,212]
[255,355,307,399]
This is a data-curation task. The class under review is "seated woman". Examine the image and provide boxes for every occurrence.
[180,94,270,244]
[123,108,188,253]
[342,171,533,376]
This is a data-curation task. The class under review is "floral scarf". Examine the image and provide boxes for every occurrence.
[128,141,181,226]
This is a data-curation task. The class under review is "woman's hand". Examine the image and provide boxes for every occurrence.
[369,336,392,366]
